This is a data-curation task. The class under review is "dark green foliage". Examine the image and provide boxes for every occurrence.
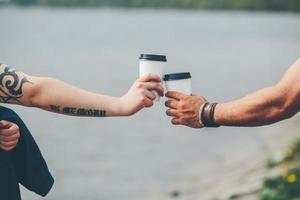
[7,0,300,11]
[259,189,290,200]
[260,139,300,200]
[260,168,300,200]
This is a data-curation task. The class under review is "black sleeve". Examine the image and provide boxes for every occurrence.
[0,149,22,200]
[0,106,54,197]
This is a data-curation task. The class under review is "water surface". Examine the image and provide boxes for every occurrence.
[0,7,300,200]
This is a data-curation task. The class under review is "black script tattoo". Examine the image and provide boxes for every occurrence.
[0,64,31,104]
[50,105,106,117]
[50,105,60,112]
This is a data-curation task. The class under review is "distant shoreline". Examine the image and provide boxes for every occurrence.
[0,4,300,13]
[1,1,300,12]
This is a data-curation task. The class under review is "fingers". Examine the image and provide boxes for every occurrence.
[139,74,162,83]
[143,82,164,96]
[0,133,20,143]
[0,140,18,149]
[166,109,179,118]
[0,142,18,151]
[0,125,19,136]
[165,100,179,109]
[142,98,154,108]
[0,122,20,151]
[144,90,156,101]
[171,118,181,125]
[166,91,186,100]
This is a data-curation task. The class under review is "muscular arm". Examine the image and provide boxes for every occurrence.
[0,64,163,117]
[215,58,300,126]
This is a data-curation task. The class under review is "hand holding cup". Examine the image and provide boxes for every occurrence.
[120,74,164,116]
[164,72,207,128]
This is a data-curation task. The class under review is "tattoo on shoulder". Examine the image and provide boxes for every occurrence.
[0,64,32,104]
[50,105,106,117]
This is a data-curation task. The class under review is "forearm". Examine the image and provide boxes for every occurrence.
[0,64,123,117]
[28,77,123,117]
[214,86,297,127]
[165,58,300,128]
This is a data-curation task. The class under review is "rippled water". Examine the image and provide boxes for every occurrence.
[0,7,300,200]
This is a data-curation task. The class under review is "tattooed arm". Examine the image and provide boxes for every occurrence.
[0,64,163,117]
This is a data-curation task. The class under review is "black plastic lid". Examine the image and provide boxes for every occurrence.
[139,54,167,62]
[164,72,191,81]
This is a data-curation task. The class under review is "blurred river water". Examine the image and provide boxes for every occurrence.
[0,6,300,200]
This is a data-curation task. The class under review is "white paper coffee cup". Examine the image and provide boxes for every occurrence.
[139,54,167,101]
[164,72,192,95]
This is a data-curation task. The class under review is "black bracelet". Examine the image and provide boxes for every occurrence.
[209,103,220,128]
[201,103,210,126]
[201,103,220,128]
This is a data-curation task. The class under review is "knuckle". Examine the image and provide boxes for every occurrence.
[12,135,19,142]
[10,126,19,134]
[137,83,144,89]
[141,97,148,104]
[14,125,20,132]
[178,102,184,109]
[2,143,11,148]
[181,104,189,109]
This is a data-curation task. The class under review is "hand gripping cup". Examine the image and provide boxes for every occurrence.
[164,72,192,95]
[139,54,167,101]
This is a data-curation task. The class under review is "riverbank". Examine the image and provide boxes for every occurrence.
[152,118,300,200]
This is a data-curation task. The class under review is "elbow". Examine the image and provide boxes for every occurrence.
[270,86,298,121]
[280,100,298,120]
[276,102,297,121]
[28,77,53,108]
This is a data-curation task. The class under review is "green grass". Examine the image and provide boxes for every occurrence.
[260,139,300,200]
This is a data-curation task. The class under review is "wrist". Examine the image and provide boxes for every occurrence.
[114,97,129,116]
[99,96,127,117]
[117,96,135,116]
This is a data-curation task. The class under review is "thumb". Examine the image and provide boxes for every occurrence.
[0,120,12,129]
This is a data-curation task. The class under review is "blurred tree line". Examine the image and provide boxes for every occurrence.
[9,0,300,11]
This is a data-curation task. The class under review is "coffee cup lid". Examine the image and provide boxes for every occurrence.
[164,72,191,81]
[139,54,167,62]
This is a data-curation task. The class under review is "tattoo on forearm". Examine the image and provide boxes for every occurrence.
[50,105,106,117]
[0,64,31,104]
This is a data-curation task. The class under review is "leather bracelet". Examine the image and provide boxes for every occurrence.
[198,103,207,127]
[200,103,210,127]
[201,103,220,128]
